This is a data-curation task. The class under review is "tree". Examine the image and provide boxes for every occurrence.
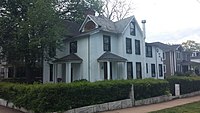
[182,40,200,51]
[0,0,64,82]
[101,0,134,21]
[56,0,104,23]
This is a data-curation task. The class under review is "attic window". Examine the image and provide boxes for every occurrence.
[130,21,136,36]
[84,21,96,32]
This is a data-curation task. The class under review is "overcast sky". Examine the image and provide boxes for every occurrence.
[130,0,200,44]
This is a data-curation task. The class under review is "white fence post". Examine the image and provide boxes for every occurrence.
[130,84,135,105]
[175,84,180,96]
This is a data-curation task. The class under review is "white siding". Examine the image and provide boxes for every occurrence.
[43,17,165,83]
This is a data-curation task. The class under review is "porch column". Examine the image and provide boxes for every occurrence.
[65,62,71,83]
[107,61,110,80]
[97,62,101,80]
[124,62,127,79]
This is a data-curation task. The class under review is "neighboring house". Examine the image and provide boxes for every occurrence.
[0,59,9,79]
[145,43,164,79]
[43,15,164,83]
[190,51,200,75]
[149,42,193,77]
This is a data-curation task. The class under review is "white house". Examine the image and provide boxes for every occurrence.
[145,43,164,79]
[43,15,164,83]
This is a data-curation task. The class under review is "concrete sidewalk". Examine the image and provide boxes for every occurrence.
[101,95,200,113]
[0,105,23,113]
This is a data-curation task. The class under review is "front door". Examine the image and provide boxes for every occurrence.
[104,62,107,80]
[71,67,73,82]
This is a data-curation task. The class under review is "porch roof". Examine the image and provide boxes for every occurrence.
[97,52,127,62]
[53,54,83,63]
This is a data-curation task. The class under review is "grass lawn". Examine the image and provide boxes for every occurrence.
[151,101,200,113]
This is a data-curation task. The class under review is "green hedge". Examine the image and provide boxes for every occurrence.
[0,79,169,113]
[167,76,200,95]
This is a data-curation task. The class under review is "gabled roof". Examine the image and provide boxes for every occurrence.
[88,15,118,33]
[63,20,81,37]
[148,42,182,52]
[114,16,134,33]
[97,52,127,62]
[53,54,82,63]
[79,15,142,34]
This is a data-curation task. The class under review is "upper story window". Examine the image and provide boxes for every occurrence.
[103,35,111,51]
[135,39,141,55]
[70,41,77,53]
[84,21,96,32]
[163,52,166,60]
[146,45,152,57]
[176,51,181,59]
[126,38,132,54]
[130,21,136,36]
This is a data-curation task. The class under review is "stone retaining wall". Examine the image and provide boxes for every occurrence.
[1,91,200,113]
[134,95,172,106]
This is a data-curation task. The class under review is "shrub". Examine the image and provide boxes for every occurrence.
[167,76,200,95]
[0,79,169,113]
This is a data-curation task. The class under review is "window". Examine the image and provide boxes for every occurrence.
[163,52,166,60]
[1,68,4,74]
[103,35,111,51]
[136,62,142,79]
[127,62,133,79]
[135,40,141,55]
[130,21,136,36]
[146,63,148,73]
[49,64,53,81]
[176,52,181,59]
[70,41,77,53]
[159,64,163,77]
[84,21,96,32]
[177,64,181,72]
[146,45,152,57]
[126,38,132,54]
[163,64,166,73]
[151,64,156,77]
[186,54,190,61]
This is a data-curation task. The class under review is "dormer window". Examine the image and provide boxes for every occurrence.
[84,21,96,32]
[130,21,136,36]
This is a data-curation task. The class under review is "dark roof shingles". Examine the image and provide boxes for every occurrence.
[97,52,127,62]
[53,54,82,63]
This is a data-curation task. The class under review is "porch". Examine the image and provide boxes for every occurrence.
[51,54,82,83]
[97,52,128,80]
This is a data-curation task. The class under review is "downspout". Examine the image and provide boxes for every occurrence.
[142,20,146,78]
